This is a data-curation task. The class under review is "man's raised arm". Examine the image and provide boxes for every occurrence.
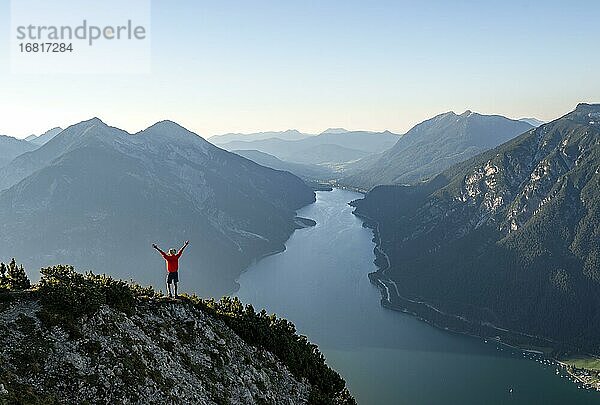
[178,240,190,256]
[153,243,167,256]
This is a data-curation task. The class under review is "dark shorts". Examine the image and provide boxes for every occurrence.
[166,272,179,284]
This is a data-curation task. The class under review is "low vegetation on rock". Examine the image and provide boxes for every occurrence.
[0,260,354,404]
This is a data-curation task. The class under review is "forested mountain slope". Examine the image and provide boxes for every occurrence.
[352,104,600,351]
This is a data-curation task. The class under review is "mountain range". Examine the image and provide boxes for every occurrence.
[216,130,399,167]
[342,111,534,189]
[209,129,312,144]
[351,104,600,351]
[0,118,315,296]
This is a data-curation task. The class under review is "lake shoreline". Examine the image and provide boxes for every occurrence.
[236,188,598,402]
[351,207,600,393]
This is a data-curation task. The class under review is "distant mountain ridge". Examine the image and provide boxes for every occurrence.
[351,103,600,351]
[0,135,38,169]
[233,149,334,180]
[209,129,312,144]
[0,118,315,296]
[342,110,533,189]
[26,127,63,145]
[217,130,399,167]
[519,117,545,127]
[321,128,349,134]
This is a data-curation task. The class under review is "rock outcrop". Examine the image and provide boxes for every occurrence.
[0,265,353,404]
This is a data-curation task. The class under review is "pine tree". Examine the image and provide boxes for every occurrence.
[2,259,31,290]
[0,262,7,289]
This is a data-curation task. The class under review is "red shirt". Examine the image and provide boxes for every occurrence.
[161,252,181,272]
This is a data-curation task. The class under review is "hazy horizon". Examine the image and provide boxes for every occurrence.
[1,0,599,138]
[2,105,590,140]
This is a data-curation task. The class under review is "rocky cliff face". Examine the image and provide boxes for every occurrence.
[0,299,308,404]
[0,266,353,404]
[418,103,600,245]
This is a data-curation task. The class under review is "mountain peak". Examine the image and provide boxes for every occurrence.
[321,128,349,135]
[141,120,198,136]
[460,110,478,118]
[38,118,127,150]
[151,119,182,128]
[565,103,600,125]
[84,117,106,126]
[433,110,481,120]
[434,111,457,120]
[66,117,112,136]
[139,120,210,146]
[575,103,600,113]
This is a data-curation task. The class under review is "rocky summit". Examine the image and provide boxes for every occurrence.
[0,265,353,404]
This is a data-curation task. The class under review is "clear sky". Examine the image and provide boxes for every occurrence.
[1,0,599,138]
